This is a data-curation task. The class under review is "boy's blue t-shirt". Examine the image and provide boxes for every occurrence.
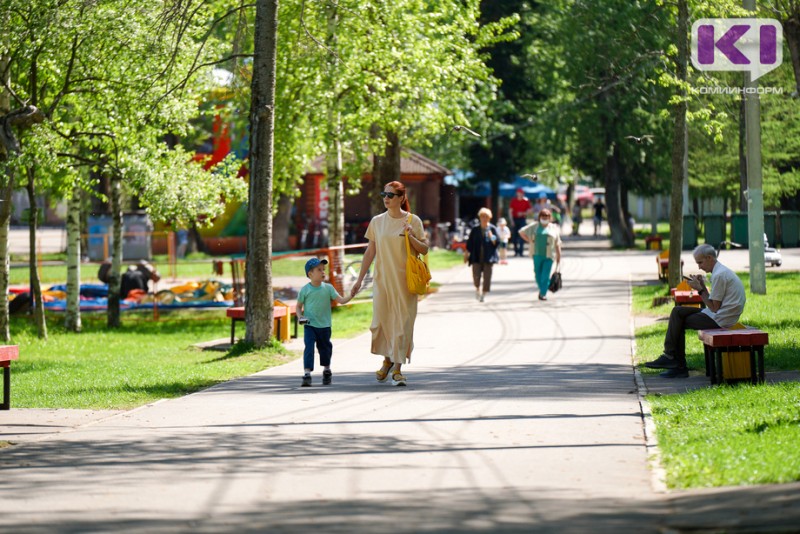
[297,282,340,328]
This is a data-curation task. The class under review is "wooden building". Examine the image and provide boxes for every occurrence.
[297,149,455,246]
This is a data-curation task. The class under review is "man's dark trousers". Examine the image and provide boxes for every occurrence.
[512,217,527,256]
[665,306,719,368]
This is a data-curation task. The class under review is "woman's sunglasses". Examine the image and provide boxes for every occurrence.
[380,191,400,199]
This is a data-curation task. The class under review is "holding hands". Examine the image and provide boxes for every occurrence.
[350,280,362,298]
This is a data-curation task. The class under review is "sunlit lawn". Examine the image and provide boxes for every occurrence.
[10,310,291,409]
[633,270,800,489]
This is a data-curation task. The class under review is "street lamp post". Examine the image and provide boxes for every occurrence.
[744,0,767,294]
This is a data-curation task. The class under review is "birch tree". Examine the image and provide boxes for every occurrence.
[245,0,279,347]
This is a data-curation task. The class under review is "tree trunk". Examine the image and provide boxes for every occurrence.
[26,167,47,339]
[65,183,82,332]
[370,128,401,216]
[245,0,279,347]
[107,173,123,328]
[370,124,384,216]
[783,12,800,96]
[738,92,747,212]
[668,0,689,289]
[0,35,11,342]
[325,0,345,291]
[324,0,341,239]
[0,171,11,342]
[604,143,631,247]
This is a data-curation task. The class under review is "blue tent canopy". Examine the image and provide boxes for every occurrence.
[471,176,557,200]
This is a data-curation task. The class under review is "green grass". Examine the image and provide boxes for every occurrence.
[633,270,800,488]
[11,248,467,286]
[331,300,374,338]
[649,383,800,489]
[10,311,293,409]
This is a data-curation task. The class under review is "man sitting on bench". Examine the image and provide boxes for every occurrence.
[645,244,746,378]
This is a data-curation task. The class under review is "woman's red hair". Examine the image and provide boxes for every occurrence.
[386,181,411,212]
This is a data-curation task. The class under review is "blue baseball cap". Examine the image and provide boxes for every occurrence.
[305,257,328,276]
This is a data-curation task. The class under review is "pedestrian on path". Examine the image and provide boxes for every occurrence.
[497,217,511,264]
[571,202,583,236]
[465,207,500,302]
[350,181,429,387]
[508,188,532,257]
[297,257,353,387]
[645,244,746,378]
[519,208,562,301]
[593,197,605,236]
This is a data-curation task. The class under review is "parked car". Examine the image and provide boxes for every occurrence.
[557,184,594,207]
[764,234,782,267]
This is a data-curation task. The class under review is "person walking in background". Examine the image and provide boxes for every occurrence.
[533,194,561,223]
[296,257,353,387]
[497,217,511,265]
[519,208,562,301]
[465,208,500,302]
[350,181,429,387]
[645,244,746,379]
[509,188,532,257]
[571,202,583,236]
[592,197,605,236]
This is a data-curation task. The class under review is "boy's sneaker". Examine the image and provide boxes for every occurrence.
[301,375,312,387]
[322,370,332,385]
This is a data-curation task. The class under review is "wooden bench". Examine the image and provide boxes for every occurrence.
[226,302,298,344]
[698,327,768,385]
[1,345,20,410]
[670,281,704,308]
[657,250,684,281]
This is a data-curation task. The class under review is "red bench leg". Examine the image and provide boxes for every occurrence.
[1,363,10,410]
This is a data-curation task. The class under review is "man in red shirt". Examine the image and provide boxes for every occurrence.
[509,188,532,257]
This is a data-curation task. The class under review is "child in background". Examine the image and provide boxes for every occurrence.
[297,257,352,387]
[497,218,511,264]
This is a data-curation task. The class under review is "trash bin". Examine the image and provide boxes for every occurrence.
[703,214,725,249]
[122,212,153,261]
[682,214,698,250]
[731,213,749,248]
[87,215,113,261]
[763,212,777,247]
[780,211,800,247]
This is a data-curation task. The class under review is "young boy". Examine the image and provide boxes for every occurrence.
[296,257,352,387]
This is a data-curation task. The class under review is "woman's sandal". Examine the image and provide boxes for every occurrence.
[391,371,407,387]
[376,363,392,383]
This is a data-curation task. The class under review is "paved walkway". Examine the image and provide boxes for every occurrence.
[2,237,799,533]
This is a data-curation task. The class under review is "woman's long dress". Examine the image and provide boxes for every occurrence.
[365,211,425,363]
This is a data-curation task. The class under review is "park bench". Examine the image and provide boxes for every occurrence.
[1,345,20,410]
[657,250,684,282]
[645,234,662,250]
[698,325,768,385]
[670,280,704,308]
[226,301,298,344]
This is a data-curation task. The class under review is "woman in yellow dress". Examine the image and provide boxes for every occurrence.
[350,181,429,386]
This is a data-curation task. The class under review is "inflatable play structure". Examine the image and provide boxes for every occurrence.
[9,279,236,313]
